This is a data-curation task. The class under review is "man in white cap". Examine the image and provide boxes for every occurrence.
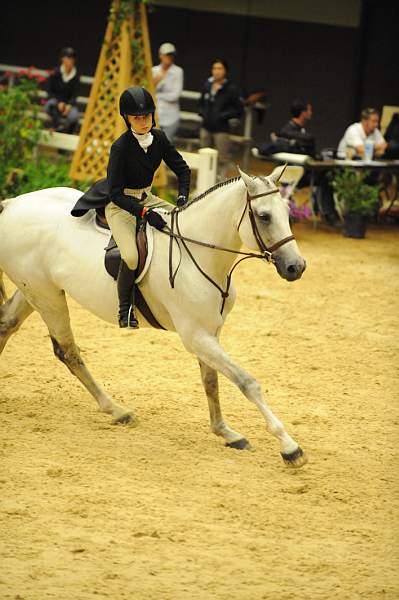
[152,42,183,143]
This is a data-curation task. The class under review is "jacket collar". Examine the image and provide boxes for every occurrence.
[207,76,229,92]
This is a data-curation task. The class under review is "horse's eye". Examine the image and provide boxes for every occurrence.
[259,213,271,224]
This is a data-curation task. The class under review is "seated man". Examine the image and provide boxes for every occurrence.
[278,99,316,156]
[256,99,316,158]
[45,47,80,133]
[338,108,387,158]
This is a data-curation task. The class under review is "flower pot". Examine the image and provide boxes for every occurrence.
[343,213,369,239]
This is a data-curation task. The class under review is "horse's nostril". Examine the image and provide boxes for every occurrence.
[287,264,297,273]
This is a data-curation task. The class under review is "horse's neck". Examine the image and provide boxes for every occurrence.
[177,181,245,278]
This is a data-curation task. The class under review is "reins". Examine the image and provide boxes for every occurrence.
[160,187,295,314]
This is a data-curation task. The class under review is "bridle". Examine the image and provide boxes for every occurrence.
[237,188,295,256]
[160,187,295,314]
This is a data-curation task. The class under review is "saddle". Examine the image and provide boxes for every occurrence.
[97,212,165,330]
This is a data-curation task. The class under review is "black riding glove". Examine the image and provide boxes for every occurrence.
[177,195,188,207]
[146,209,167,231]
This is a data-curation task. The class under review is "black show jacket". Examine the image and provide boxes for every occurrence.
[71,128,191,217]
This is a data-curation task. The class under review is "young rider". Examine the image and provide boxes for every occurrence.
[72,86,190,329]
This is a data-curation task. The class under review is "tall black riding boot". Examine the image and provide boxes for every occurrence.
[117,260,139,329]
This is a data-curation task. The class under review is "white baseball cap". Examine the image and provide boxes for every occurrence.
[159,42,176,55]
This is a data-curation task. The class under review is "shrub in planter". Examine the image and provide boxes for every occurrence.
[330,168,380,238]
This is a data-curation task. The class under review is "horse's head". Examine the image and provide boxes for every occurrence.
[237,166,306,281]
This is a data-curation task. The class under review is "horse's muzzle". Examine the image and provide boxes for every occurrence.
[275,257,306,281]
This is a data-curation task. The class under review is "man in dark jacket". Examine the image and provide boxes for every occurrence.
[278,99,316,155]
[256,99,316,158]
[198,59,243,180]
[45,47,80,133]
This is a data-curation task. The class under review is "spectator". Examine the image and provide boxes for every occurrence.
[254,100,338,225]
[255,99,316,158]
[277,99,316,155]
[45,47,80,133]
[338,108,387,158]
[198,59,243,180]
[152,42,183,143]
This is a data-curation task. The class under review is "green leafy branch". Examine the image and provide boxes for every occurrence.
[329,168,381,217]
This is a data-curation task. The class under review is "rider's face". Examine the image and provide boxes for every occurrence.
[128,113,153,134]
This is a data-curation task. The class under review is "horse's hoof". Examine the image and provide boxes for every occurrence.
[226,438,253,451]
[281,446,308,468]
[112,412,138,427]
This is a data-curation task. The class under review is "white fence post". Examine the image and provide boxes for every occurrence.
[197,148,218,193]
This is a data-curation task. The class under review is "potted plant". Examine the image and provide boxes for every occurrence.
[330,168,380,238]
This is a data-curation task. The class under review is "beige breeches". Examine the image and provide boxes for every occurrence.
[105,189,173,270]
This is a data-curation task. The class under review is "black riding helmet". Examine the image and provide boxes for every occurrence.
[119,86,156,129]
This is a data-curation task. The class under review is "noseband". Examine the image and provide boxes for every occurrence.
[161,186,295,314]
[237,188,295,259]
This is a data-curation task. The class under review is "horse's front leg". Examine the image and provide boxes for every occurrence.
[192,331,307,468]
[198,359,252,450]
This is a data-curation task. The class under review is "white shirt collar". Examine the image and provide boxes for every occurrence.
[131,128,154,152]
[60,64,77,82]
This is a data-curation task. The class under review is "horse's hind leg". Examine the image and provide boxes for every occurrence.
[26,287,136,425]
[0,290,34,354]
[199,360,252,450]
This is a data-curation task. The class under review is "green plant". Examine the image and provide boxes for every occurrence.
[0,69,47,197]
[330,168,380,217]
[0,69,91,198]
[7,156,91,197]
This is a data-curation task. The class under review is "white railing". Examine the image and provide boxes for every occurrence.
[38,131,218,193]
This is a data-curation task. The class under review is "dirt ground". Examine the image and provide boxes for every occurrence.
[1,223,398,600]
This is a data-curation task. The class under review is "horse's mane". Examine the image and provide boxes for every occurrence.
[178,176,241,212]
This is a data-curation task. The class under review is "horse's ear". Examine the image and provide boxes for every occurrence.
[237,165,255,190]
[270,163,288,184]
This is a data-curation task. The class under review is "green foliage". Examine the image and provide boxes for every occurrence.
[0,75,43,195]
[7,156,91,197]
[0,72,91,199]
[330,168,380,217]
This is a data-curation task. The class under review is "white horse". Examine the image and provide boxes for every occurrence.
[0,166,307,467]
